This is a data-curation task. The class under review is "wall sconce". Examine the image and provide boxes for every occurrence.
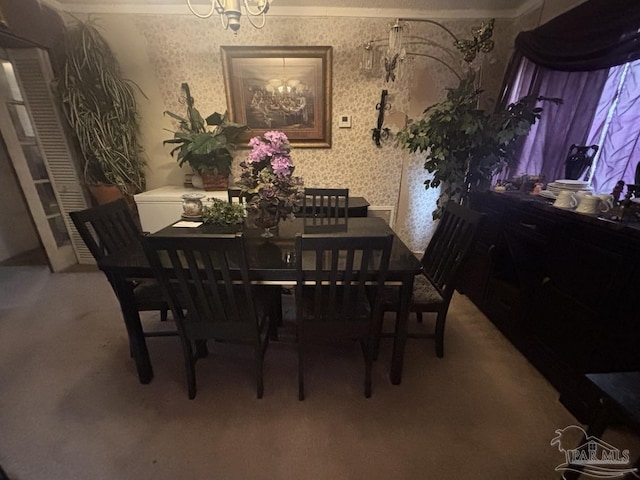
[361,18,495,82]
[186,0,272,32]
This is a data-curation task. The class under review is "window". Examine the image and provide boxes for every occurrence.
[502,0,640,193]
[585,59,640,193]
[505,56,640,193]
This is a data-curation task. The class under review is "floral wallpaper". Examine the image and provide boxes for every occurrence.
[93,12,531,252]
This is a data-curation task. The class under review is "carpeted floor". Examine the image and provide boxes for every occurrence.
[0,266,638,480]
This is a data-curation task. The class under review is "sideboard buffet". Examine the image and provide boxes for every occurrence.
[460,191,640,420]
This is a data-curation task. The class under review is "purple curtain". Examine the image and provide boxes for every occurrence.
[501,56,608,182]
[515,0,640,71]
[497,0,640,186]
[587,60,640,193]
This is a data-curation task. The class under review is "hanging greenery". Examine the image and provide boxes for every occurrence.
[58,16,146,195]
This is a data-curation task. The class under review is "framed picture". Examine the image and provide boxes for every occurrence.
[221,46,332,148]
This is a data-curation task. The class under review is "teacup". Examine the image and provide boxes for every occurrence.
[575,190,592,202]
[553,190,578,209]
[595,194,614,211]
[576,194,610,214]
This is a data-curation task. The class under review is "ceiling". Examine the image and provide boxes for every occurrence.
[45,0,542,19]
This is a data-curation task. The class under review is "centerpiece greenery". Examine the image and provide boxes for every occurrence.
[236,131,305,237]
[396,73,562,219]
[58,16,146,201]
[202,198,245,226]
[164,83,247,190]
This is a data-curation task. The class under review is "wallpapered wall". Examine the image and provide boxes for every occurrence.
[92,13,536,252]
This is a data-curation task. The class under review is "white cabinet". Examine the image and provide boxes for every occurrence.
[134,185,227,233]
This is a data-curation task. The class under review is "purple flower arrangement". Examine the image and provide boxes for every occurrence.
[237,131,304,228]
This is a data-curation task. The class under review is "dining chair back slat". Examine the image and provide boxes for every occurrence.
[227,188,247,204]
[70,198,141,260]
[303,188,349,219]
[141,233,272,399]
[294,233,394,399]
[421,202,481,296]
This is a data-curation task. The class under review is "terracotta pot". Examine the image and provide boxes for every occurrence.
[87,184,137,213]
[88,184,124,205]
[200,171,228,191]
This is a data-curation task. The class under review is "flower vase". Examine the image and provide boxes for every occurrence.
[253,209,280,238]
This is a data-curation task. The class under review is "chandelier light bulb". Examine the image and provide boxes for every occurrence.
[186,0,271,32]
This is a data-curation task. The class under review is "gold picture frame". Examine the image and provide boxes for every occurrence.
[221,46,332,148]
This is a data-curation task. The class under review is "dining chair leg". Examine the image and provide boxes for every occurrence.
[195,340,208,359]
[160,306,168,322]
[372,311,384,361]
[114,278,154,384]
[255,345,264,399]
[363,340,372,398]
[434,310,446,358]
[265,287,281,340]
[298,337,305,401]
[416,311,423,323]
[183,340,197,399]
[261,288,281,341]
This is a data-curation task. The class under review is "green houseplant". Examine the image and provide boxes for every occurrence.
[397,73,561,219]
[164,83,247,191]
[202,198,245,226]
[58,16,146,202]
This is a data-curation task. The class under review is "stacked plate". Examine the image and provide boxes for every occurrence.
[542,179,592,199]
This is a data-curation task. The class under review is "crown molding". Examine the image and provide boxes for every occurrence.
[39,0,544,20]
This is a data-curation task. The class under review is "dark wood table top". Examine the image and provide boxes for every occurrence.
[99,216,422,282]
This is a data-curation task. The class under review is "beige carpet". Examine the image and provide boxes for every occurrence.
[0,267,638,480]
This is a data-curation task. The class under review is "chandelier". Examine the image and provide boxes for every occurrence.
[361,18,495,82]
[266,78,307,95]
[186,0,272,32]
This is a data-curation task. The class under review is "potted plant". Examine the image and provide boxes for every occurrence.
[396,73,562,219]
[202,198,245,226]
[164,83,247,191]
[58,16,146,204]
[235,131,305,238]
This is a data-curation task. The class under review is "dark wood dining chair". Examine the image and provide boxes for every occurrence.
[141,233,274,399]
[227,188,246,204]
[294,232,394,400]
[303,216,348,234]
[377,201,484,358]
[69,199,175,342]
[303,188,349,219]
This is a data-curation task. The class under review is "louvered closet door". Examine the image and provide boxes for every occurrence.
[0,48,91,270]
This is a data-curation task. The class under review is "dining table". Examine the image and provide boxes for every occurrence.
[97,215,422,386]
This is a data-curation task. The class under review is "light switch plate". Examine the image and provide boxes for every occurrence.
[338,114,352,128]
